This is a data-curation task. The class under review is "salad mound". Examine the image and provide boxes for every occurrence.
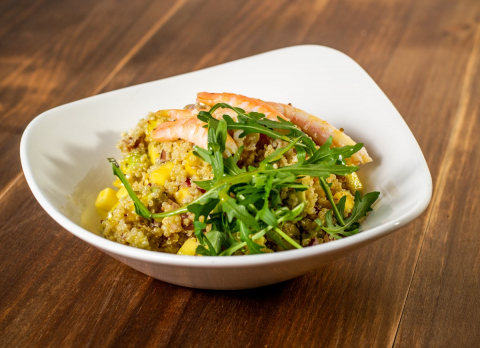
[94,97,379,255]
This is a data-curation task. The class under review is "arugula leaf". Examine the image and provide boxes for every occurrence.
[187,198,220,255]
[205,230,228,254]
[260,137,301,166]
[108,158,152,220]
[223,114,291,142]
[319,176,345,226]
[256,175,277,227]
[187,199,220,221]
[345,191,380,226]
[220,191,261,231]
[224,146,245,176]
[273,163,358,178]
[316,191,380,239]
[207,118,227,182]
[238,221,264,254]
[306,136,363,165]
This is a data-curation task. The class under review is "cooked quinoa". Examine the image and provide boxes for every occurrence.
[100,110,358,254]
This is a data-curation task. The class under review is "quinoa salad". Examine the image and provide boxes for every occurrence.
[94,92,379,256]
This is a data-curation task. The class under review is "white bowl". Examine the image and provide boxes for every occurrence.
[20,45,432,290]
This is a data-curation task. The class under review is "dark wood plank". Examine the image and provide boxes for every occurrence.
[394,24,480,348]
[0,0,99,81]
[0,0,184,190]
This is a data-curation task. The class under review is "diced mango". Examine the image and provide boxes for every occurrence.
[177,237,198,255]
[185,163,196,177]
[112,178,123,189]
[175,187,190,205]
[184,151,202,177]
[95,188,118,212]
[116,187,128,199]
[345,172,363,192]
[333,191,354,216]
[147,119,161,136]
[185,151,202,166]
[150,162,174,186]
[148,142,160,164]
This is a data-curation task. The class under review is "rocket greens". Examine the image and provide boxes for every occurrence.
[109,103,379,256]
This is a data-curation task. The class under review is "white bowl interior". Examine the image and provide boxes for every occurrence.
[21,45,431,289]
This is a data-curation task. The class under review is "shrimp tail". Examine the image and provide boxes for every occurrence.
[267,102,372,165]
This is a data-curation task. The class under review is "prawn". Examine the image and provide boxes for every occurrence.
[152,117,238,157]
[197,92,287,121]
[156,109,199,121]
[196,92,371,165]
[267,102,372,165]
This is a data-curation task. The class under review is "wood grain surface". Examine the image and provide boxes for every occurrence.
[1,0,479,347]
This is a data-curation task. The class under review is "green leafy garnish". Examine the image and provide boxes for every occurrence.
[108,102,379,256]
[108,158,152,219]
[315,191,380,239]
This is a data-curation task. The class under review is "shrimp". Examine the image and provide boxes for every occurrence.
[197,92,287,121]
[196,92,371,165]
[156,109,199,121]
[152,117,238,157]
[267,102,372,165]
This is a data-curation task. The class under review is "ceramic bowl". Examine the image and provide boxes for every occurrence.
[20,45,432,290]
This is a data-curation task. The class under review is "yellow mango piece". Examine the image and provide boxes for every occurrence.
[112,178,123,189]
[95,188,118,212]
[148,142,160,164]
[184,151,202,177]
[185,151,202,166]
[147,119,161,136]
[333,192,355,216]
[345,172,363,192]
[177,238,198,255]
[150,162,174,186]
[175,187,190,205]
[184,163,196,177]
[116,187,128,199]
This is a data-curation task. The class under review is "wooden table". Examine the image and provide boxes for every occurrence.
[1,0,479,346]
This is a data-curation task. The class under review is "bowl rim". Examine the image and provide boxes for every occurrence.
[20,45,433,268]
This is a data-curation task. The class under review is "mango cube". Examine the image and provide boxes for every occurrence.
[175,187,190,205]
[345,172,363,192]
[177,238,198,255]
[148,142,160,164]
[116,187,128,199]
[185,151,202,166]
[184,151,202,177]
[147,119,161,136]
[184,163,196,177]
[150,162,174,186]
[95,188,118,213]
